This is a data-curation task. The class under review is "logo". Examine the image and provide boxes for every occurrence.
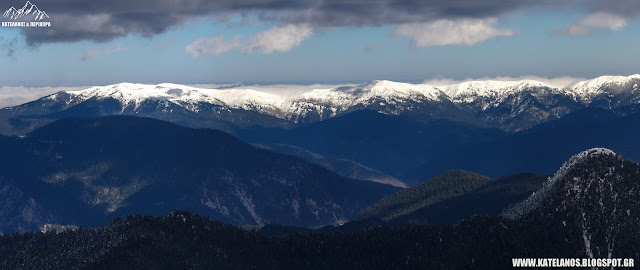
[2,1,51,27]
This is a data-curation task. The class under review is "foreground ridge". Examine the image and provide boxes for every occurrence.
[502,148,619,219]
[1,150,639,268]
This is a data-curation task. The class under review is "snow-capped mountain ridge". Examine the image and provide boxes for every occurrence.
[65,83,288,116]
[58,74,640,112]
[4,74,640,132]
[570,74,640,103]
[443,79,558,98]
[57,79,448,121]
[284,80,445,119]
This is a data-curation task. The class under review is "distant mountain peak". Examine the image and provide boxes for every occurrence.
[341,79,444,100]
[572,74,640,89]
[561,148,617,167]
[442,79,562,103]
[570,74,640,102]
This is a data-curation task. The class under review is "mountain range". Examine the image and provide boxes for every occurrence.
[0,116,398,233]
[2,75,640,134]
[2,75,640,185]
[1,149,638,269]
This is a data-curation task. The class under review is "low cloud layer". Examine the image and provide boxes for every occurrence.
[0,86,87,108]
[391,18,515,48]
[191,83,353,98]
[423,75,588,88]
[185,24,312,56]
[555,12,628,35]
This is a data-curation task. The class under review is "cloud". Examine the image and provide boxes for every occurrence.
[0,86,88,108]
[423,75,587,88]
[255,0,536,27]
[554,12,628,36]
[185,35,241,56]
[105,43,128,54]
[244,24,312,53]
[391,18,515,48]
[589,0,640,18]
[81,48,101,61]
[152,39,175,51]
[14,0,539,45]
[9,0,640,46]
[186,24,311,56]
[81,44,128,61]
[364,44,377,52]
[190,83,355,98]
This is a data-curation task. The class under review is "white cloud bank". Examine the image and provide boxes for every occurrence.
[81,44,128,61]
[0,86,88,109]
[391,18,516,48]
[189,83,351,97]
[186,24,312,56]
[554,12,628,36]
[423,75,588,88]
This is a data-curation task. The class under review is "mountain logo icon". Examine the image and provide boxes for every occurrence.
[3,1,49,21]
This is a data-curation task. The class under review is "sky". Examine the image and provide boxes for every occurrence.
[0,0,639,97]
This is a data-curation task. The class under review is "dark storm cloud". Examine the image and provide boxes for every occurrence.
[22,13,181,44]
[590,0,640,17]
[253,0,541,27]
[10,0,638,45]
